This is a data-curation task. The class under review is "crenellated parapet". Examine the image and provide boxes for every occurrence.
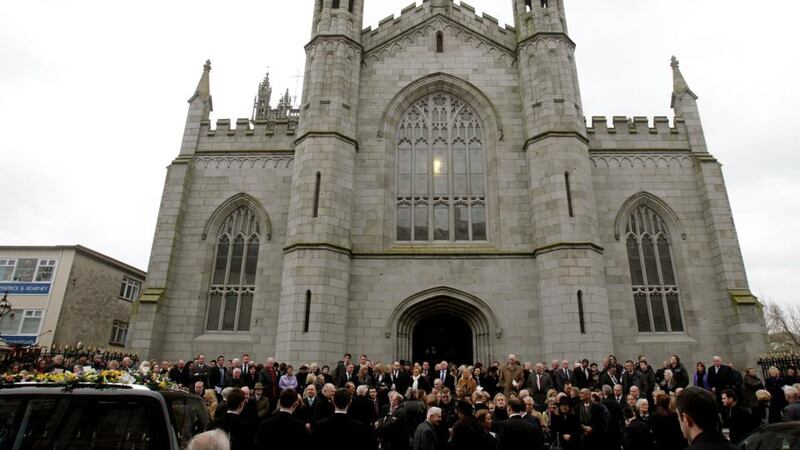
[587,116,691,151]
[197,110,299,152]
[361,0,516,58]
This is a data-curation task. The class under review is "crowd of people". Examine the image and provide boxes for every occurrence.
[8,350,800,450]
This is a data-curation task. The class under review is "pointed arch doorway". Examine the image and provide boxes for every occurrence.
[387,287,500,365]
[412,313,473,365]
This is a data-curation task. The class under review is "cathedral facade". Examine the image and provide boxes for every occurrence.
[129,0,767,368]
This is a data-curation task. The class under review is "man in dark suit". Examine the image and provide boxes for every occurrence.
[207,359,224,393]
[621,360,644,395]
[256,388,309,448]
[524,363,553,409]
[600,365,621,390]
[295,383,319,430]
[721,389,754,444]
[602,385,624,450]
[707,356,734,405]
[412,406,441,450]
[349,384,378,430]
[315,388,373,450]
[208,388,254,450]
[332,353,353,385]
[676,387,739,449]
[314,383,336,424]
[554,360,573,392]
[390,361,410,394]
[577,389,606,450]
[338,363,357,388]
[574,359,591,389]
[434,361,455,392]
[496,398,544,450]
[168,359,186,385]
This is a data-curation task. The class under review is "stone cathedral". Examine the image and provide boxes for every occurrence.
[129,0,767,368]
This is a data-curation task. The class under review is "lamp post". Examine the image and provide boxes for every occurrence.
[0,291,10,348]
[0,291,11,319]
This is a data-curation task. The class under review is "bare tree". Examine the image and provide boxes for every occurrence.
[764,299,800,354]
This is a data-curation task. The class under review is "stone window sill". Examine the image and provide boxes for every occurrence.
[635,333,697,344]
[194,333,254,343]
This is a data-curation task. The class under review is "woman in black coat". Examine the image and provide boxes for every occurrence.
[765,366,787,424]
[650,394,687,450]
[550,398,581,450]
[451,402,485,450]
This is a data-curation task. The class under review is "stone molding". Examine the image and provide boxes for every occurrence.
[201,192,273,241]
[377,72,504,142]
[364,16,514,64]
[590,153,694,169]
[193,155,294,170]
[614,191,687,241]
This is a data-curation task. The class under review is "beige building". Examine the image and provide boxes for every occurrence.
[130,0,766,368]
[0,246,145,350]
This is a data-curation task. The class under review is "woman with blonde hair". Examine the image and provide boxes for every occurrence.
[457,366,477,397]
[754,389,771,426]
[765,365,786,423]
[203,389,218,420]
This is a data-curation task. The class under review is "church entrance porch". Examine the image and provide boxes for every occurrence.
[412,313,473,366]
[387,287,500,365]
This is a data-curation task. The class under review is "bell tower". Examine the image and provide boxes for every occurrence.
[275,0,364,364]
[513,0,613,361]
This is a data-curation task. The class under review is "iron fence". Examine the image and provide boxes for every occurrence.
[757,354,800,379]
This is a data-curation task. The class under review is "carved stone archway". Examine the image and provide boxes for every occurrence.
[386,287,500,364]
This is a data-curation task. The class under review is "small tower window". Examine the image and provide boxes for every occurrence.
[304,290,312,333]
[332,0,340,9]
[525,0,532,12]
[565,172,574,217]
[313,172,321,218]
[318,0,323,12]
[436,32,444,53]
[541,0,548,7]
[577,290,586,334]
[348,0,354,13]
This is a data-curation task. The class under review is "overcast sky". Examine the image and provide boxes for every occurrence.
[1,1,798,306]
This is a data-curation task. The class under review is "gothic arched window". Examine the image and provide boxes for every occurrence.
[206,206,260,332]
[626,205,684,333]
[396,93,486,242]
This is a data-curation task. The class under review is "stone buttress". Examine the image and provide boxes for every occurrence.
[514,0,614,361]
[275,0,365,363]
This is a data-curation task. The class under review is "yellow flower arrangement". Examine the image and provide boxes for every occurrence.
[1,368,177,391]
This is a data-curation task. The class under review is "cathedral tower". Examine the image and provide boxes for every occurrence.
[513,0,614,360]
[275,0,364,363]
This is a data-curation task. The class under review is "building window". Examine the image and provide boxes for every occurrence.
[109,320,129,346]
[332,0,340,8]
[564,172,574,217]
[35,259,56,282]
[206,206,260,332]
[577,290,586,334]
[0,260,15,281]
[436,32,444,53]
[396,92,487,242]
[348,0,354,13]
[0,259,57,282]
[20,310,43,335]
[313,172,321,218]
[626,205,684,333]
[304,290,312,333]
[119,277,141,301]
[10,258,37,282]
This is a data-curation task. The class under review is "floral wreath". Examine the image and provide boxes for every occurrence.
[1,368,177,391]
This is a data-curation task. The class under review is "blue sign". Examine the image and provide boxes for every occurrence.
[0,283,51,295]
[1,335,37,345]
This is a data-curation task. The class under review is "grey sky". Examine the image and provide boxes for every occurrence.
[1,1,797,306]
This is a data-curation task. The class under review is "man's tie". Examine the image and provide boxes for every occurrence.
[536,374,541,390]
